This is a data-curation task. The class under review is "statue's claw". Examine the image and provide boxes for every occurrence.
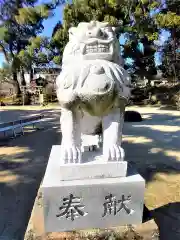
[61,145,81,164]
[104,144,125,161]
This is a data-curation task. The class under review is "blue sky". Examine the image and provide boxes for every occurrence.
[39,3,64,37]
[0,2,170,67]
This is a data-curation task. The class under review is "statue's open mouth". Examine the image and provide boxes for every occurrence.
[82,38,114,57]
[84,43,110,54]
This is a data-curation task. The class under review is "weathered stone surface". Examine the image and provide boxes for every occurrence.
[24,188,158,240]
[41,151,145,232]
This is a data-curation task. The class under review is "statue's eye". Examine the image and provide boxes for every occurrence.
[99,30,103,37]
[100,29,108,38]
[102,31,108,38]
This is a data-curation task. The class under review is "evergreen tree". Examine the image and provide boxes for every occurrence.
[50,0,135,65]
[155,0,180,81]
[0,0,63,92]
[50,0,160,77]
[123,36,157,80]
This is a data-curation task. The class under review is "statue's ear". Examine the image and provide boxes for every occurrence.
[112,27,118,33]
[100,22,109,28]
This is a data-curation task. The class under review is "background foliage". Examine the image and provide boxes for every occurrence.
[0,0,179,94]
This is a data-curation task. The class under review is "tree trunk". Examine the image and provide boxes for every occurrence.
[172,29,177,83]
[20,68,26,86]
[13,71,21,95]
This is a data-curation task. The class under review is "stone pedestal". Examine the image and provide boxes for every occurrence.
[41,144,145,233]
[51,145,127,181]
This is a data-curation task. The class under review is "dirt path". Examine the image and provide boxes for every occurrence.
[0,105,180,239]
[124,106,180,239]
[125,106,180,209]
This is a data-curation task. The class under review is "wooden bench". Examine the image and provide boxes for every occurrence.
[0,115,44,138]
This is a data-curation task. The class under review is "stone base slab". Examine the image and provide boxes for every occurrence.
[24,186,158,240]
[41,151,145,232]
[51,145,127,180]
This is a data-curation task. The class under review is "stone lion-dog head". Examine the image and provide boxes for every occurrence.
[56,21,131,116]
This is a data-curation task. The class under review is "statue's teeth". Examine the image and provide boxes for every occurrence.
[85,44,109,53]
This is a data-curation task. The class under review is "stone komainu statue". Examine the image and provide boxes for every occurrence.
[56,21,131,163]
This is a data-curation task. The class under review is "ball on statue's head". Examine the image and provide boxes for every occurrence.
[124,111,143,122]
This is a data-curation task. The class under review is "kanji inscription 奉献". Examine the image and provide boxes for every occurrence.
[56,194,88,221]
[102,194,134,217]
[56,193,135,221]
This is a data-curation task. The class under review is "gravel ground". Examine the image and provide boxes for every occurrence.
[0,105,180,239]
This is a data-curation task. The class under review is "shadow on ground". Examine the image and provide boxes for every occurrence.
[0,108,61,239]
[0,106,180,239]
[123,110,180,239]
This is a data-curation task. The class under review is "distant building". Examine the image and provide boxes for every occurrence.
[23,67,61,86]
[0,80,15,97]
[0,67,61,97]
[33,67,61,75]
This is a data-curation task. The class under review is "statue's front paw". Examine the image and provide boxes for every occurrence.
[61,145,81,163]
[104,145,125,161]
